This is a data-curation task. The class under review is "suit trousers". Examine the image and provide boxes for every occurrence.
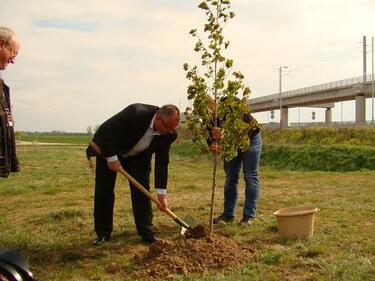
[94,155,153,238]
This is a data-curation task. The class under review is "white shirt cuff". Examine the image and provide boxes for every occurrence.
[106,155,118,162]
[156,188,167,195]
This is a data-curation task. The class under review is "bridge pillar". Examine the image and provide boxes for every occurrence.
[280,107,288,128]
[325,108,332,124]
[355,94,366,123]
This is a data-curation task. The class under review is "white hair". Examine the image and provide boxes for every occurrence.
[0,27,16,43]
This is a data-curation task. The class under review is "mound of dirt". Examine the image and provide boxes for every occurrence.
[184,224,208,239]
[134,226,254,279]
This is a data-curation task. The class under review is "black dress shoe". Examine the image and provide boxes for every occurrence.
[213,214,234,224]
[141,233,159,244]
[93,235,110,246]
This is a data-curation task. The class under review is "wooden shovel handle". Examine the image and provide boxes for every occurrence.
[118,166,190,229]
[89,141,161,205]
[118,166,162,208]
[89,141,191,229]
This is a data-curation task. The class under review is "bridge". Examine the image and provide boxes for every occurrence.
[249,74,375,128]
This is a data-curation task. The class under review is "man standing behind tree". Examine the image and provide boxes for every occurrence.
[86,103,180,245]
[0,27,20,178]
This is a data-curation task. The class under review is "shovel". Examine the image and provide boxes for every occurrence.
[89,141,196,233]
[118,166,194,231]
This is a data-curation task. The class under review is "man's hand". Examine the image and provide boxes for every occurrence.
[88,157,96,173]
[107,160,121,172]
[211,127,222,141]
[210,142,220,153]
[157,194,168,212]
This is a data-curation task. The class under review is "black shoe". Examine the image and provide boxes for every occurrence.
[239,216,254,226]
[93,235,110,246]
[141,233,159,244]
[213,214,234,224]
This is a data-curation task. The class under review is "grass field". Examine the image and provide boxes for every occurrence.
[16,134,90,145]
[0,144,374,280]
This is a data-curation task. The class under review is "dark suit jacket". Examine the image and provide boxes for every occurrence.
[88,103,177,190]
[0,79,19,178]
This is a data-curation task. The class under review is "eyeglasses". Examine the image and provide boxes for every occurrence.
[5,42,18,57]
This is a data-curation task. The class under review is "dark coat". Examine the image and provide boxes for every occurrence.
[87,103,177,190]
[0,79,19,178]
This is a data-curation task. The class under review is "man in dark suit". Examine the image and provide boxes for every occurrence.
[0,27,20,178]
[86,103,180,245]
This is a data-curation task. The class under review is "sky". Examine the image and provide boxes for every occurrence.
[1,0,375,132]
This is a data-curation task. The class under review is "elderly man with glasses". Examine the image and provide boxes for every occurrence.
[86,103,180,245]
[0,27,20,178]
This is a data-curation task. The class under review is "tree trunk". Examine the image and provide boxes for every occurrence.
[209,151,218,235]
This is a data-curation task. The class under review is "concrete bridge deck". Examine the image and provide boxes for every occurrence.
[249,74,375,127]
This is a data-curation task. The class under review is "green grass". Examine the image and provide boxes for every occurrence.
[172,139,375,172]
[261,127,375,146]
[0,144,374,280]
[16,133,90,144]
[261,144,375,171]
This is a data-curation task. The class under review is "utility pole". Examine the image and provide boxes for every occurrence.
[279,66,288,129]
[363,35,367,83]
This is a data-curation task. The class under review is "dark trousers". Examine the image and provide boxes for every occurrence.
[94,155,153,238]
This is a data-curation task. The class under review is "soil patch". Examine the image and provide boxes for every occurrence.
[184,224,208,239]
[134,227,254,279]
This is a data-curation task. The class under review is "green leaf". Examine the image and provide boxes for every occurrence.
[198,2,209,10]
[204,23,212,32]
[217,68,226,80]
[229,12,235,18]
[189,28,197,35]
[219,12,226,18]
[225,59,233,68]
[194,42,202,52]
[232,71,244,79]
[243,87,251,96]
